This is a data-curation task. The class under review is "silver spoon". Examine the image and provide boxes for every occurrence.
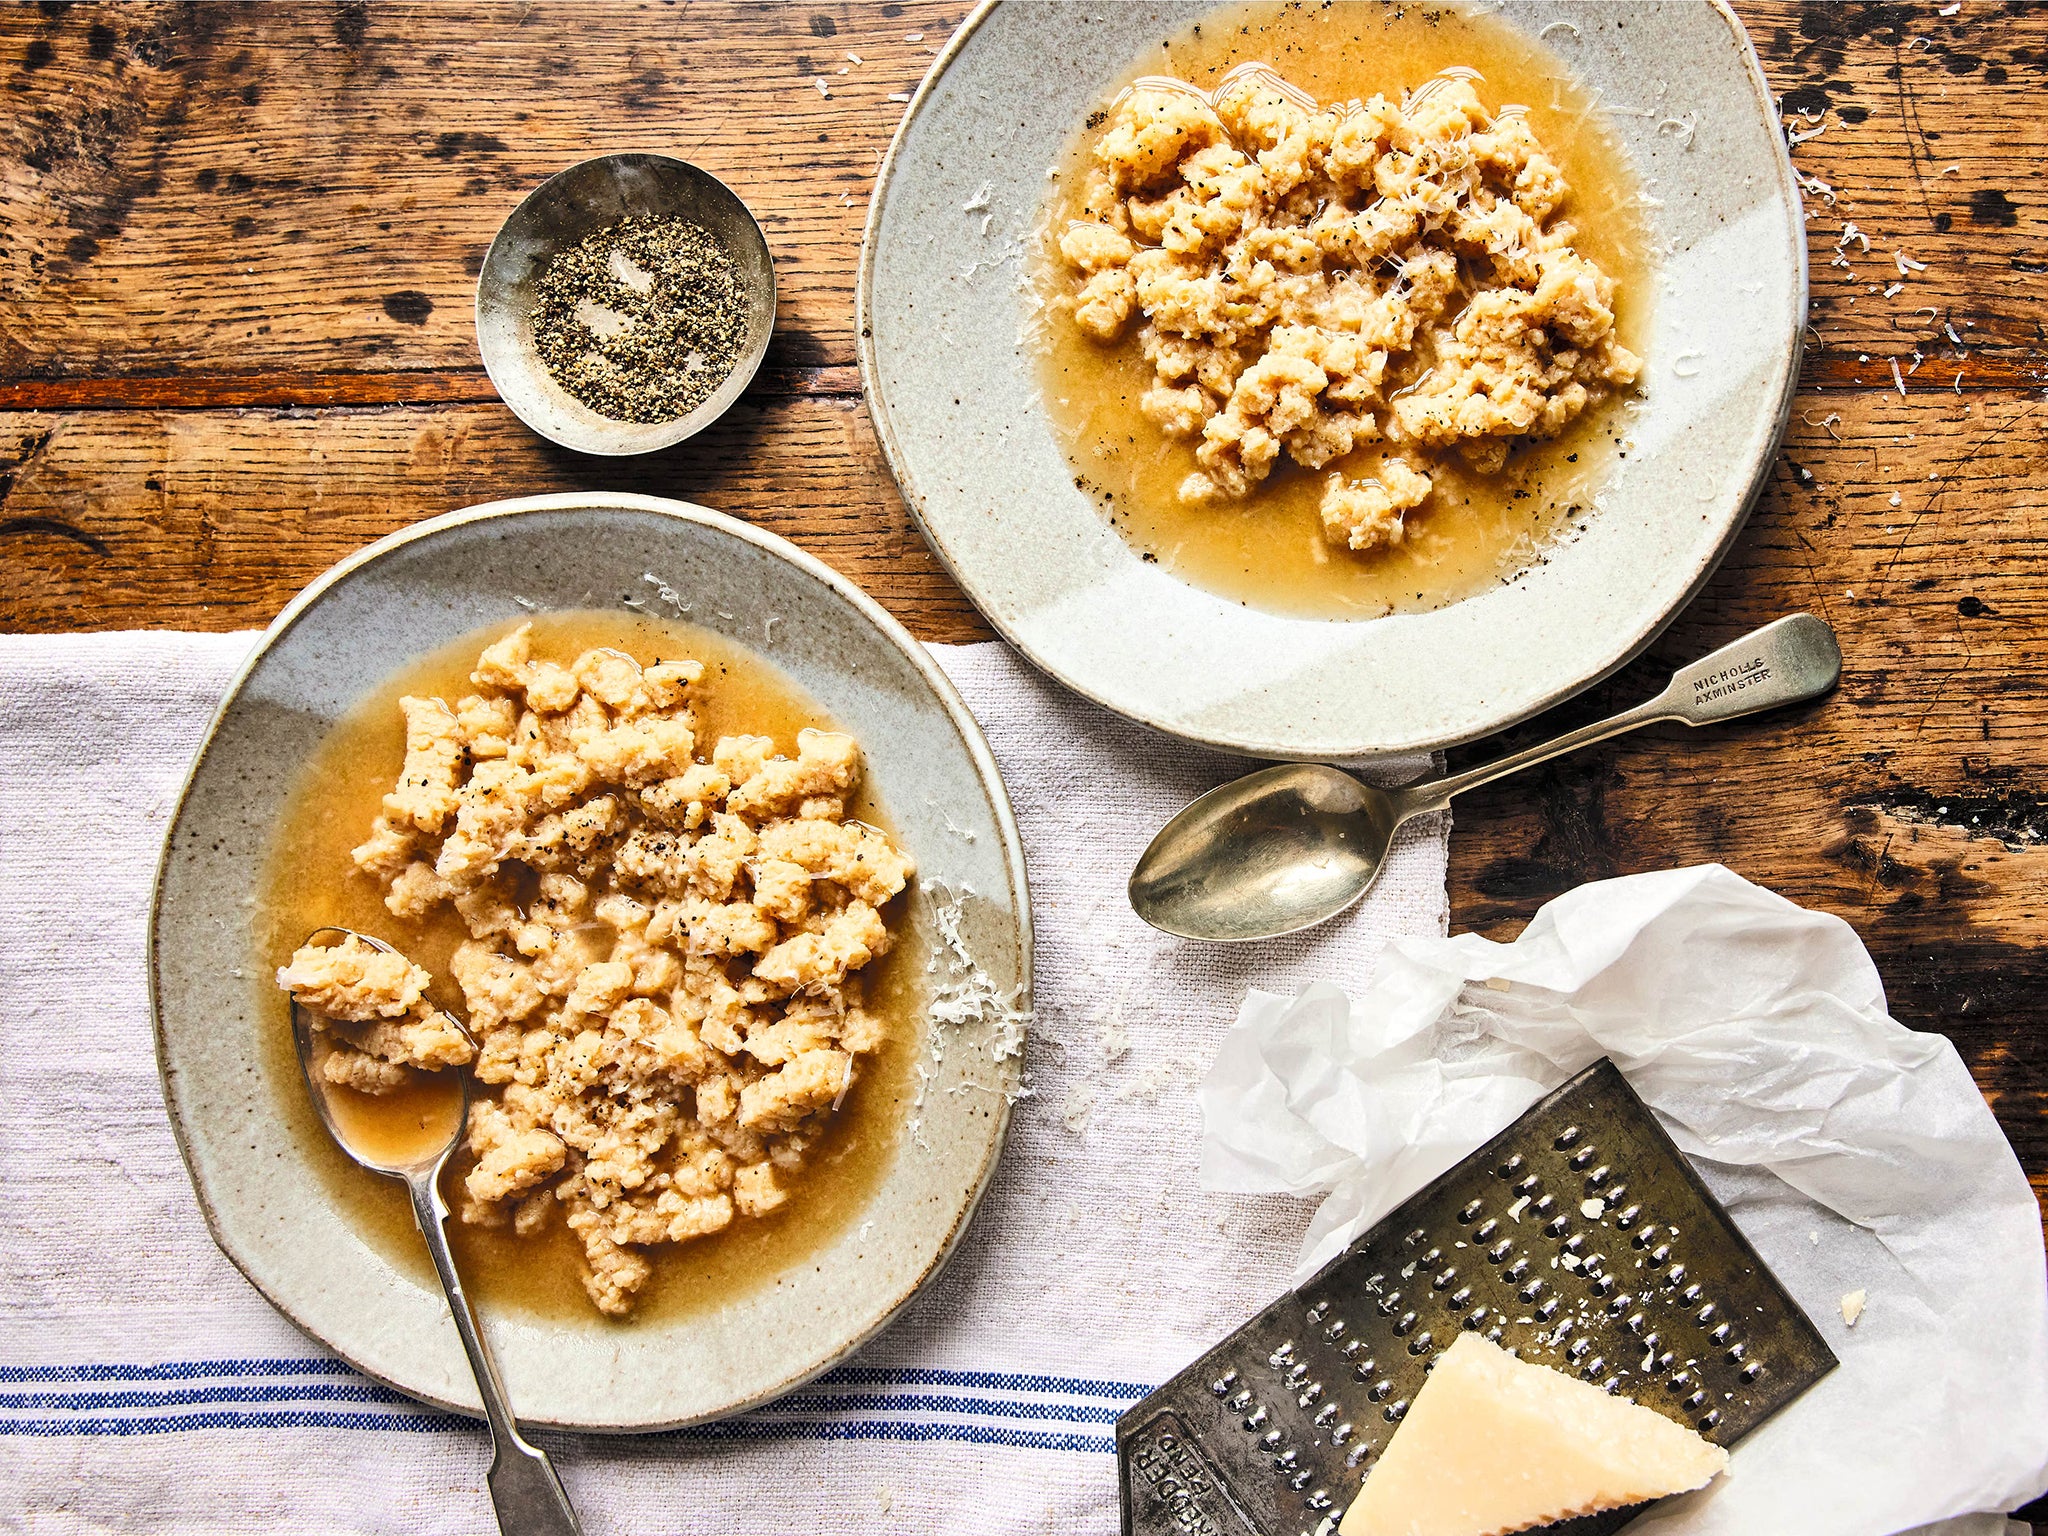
[289,928,583,1536]
[1130,614,1843,942]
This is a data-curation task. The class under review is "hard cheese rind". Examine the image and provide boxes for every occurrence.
[1339,1333,1730,1536]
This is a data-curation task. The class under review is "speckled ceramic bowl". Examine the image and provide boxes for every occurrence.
[150,494,1029,1432]
[859,0,1806,760]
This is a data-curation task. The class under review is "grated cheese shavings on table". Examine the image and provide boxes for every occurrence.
[906,880,1033,1144]
[1890,358,1908,397]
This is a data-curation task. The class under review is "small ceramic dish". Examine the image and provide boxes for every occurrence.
[477,155,777,456]
[150,494,1030,1431]
[859,0,1806,760]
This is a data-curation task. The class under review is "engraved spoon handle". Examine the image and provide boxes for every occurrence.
[1393,615,1842,817]
[407,1170,584,1536]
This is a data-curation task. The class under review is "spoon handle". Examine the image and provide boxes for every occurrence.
[1397,614,1842,816]
[407,1171,585,1536]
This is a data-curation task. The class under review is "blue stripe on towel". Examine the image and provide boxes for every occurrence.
[0,1359,360,1384]
[0,1410,1115,1453]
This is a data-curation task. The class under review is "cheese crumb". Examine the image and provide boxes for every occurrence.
[1580,1198,1605,1219]
[1841,1289,1868,1327]
[1508,1195,1531,1222]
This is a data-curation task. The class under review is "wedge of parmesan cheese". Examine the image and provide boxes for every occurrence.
[1339,1334,1729,1536]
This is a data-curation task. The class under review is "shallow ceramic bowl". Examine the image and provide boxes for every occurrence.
[859,0,1806,759]
[477,155,777,455]
[150,494,1029,1432]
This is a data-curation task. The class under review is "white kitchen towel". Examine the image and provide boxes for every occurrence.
[0,630,1447,1536]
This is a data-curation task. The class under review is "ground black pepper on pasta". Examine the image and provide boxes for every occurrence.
[530,215,748,424]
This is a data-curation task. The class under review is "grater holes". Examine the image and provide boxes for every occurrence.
[1432,1267,1458,1290]
[1245,1405,1270,1429]
[1392,1311,1418,1336]
[1578,1356,1606,1381]
[1288,1470,1312,1491]
[1740,1361,1765,1383]
[1567,1338,1591,1361]
[1514,1174,1540,1196]
[1543,1215,1570,1239]
[1330,1420,1354,1444]
[1403,1228,1428,1249]
[1275,1449,1299,1470]
[1420,1248,1442,1267]
[1533,1194,1556,1216]
[1344,1441,1370,1468]
[1341,1338,1365,1359]
[1562,1233,1586,1254]
[1696,1303,1717,1324]
[1368,1379,1394,1402]
[1474,1218,1499,1241]
[1350,1357,1378,1382]
[1449,1286,1473,1308]
[1229,1389,1254,1411]
[1663,1263,1689,1289]
[1462,1307,1488,1330]
[1603,1182,1627,1205]
[1590,1274,1615,1297]
[1498,1154,1525,1179]
[1568,1146,1597,1171]
[1518,1278,1546,1303]
[1646,1243,1672,1268]
[1669,1370,1693,1392]
[1535,1297,1559,1320]
[1725,1342,1746,1364]
[1384,1400,1409,1423]
[1298,1382,1324,1408]
[1314,1403,1339,1427]
[1269,1342,1298,1367]
[1261,1429,1283,1449]
[1408,1331,1434,1356]
[1697,1409,1721,1432]
[1485,1325,1505,1343]
[1306,1490,1333,1513]
[1680,1283,1704,1304]
[1487,1240,1514,1263]
[1458,1199,1483,1223]
[1682,1390,1708,1412]
[1306,1299,1331,1323]
[1555,1125,1583,1149]
[1709,1324,1731,1345]
[1376,1290,1403,1316]
[1631,1224,1661,1250]
[1211,1369,1239,1397]
[1586,1164,1611,1189]
[1614,1203,1642,1230]
[1504,1258,1530,1282]
[1626,1311,1647,1334]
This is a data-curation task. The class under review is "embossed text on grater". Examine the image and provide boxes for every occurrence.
[1117,1059,1836,1536]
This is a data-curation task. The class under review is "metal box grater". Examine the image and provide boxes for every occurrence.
[1118,1058,1837,1536]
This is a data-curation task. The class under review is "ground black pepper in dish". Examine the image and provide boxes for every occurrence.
[530,215,748,423]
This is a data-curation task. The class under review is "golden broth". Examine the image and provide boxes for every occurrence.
[256,610,923,1324]
[1030,0,1656,621]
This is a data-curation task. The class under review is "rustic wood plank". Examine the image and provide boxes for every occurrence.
[0,396,991,641]
[0,0,963,379]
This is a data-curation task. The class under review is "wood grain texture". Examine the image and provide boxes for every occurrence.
[2,6,2046,1516]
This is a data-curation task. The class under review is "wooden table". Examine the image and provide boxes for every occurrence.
[3,1,2044,1517]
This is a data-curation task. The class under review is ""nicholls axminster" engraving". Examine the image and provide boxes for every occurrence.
[1693,656,1773,706]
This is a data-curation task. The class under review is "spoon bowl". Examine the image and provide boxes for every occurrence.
[287,928,470,1178]
[1129,764,1401,942]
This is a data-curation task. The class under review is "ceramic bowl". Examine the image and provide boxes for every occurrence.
[150,494,1029,1431]
[859,0,1806,760]
[476,155,777,456]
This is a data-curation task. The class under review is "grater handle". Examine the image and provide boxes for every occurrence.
[1395,615,1840,816]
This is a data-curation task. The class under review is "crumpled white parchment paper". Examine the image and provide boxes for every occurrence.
[1199,865,2048,1536]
